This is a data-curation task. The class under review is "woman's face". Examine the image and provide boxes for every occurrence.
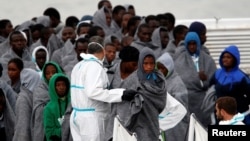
[222,52,235,68]
[143,56,155,74]
[8,62,21,82]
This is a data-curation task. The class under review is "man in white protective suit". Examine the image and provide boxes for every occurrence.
[69,42,137,141]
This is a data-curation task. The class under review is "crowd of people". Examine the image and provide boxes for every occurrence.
[0,0,250,141]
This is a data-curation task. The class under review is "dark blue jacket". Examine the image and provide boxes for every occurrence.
[210,45,250,113]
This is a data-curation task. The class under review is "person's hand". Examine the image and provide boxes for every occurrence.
[122,89,137,101]
[199,71,207,81]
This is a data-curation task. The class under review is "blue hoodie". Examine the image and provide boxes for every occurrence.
[212,45,250,113]
[184,32,201,57]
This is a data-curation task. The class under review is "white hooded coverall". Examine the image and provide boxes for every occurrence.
[70,54,124,141]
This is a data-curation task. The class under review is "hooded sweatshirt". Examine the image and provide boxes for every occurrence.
[31,45,49,77]
[44,73,70,141]
[31,61,64,141]
[188,21,210,55]
[211,45,250,113]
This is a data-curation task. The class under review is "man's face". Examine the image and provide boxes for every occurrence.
[115,9,125,25]
[215,104,223,120]
[121,13,132,28]
[105,45,116,62]
[75,42,88,61]
[138,27,151,42]
[79,26,90,36]
[200,30,207,45]
[105,12,112,27]
[55,80,67,98]
[5,22,13,36]
[61,27,76,42]
[128,8,135,16]
[148,20,159,33]
[143,56,155,74]
[177,28,188,41]
[10,33,27,53]
[36,50,47,70]
[97,29,105,38]
[160,31,169,48]
[103,1,112,12]
[187,41,197,54]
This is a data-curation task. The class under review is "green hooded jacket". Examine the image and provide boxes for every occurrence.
[43,73,70,141]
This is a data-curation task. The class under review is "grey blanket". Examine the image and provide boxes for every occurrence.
[2,89,15,141]
[31,81,49,141]
[61,102,73,141]
[174,47,217,127]
[0,80,17,111]
[200,85,217,126]
[114,70,167,141]
[13,86,33,141]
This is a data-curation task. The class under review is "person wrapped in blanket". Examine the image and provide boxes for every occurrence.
[111,47,167,141]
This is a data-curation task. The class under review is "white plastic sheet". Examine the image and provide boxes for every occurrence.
[113,117,137,141]
[188,113,208,141]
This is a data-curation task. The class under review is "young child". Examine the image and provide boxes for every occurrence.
[43,73,70,141]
